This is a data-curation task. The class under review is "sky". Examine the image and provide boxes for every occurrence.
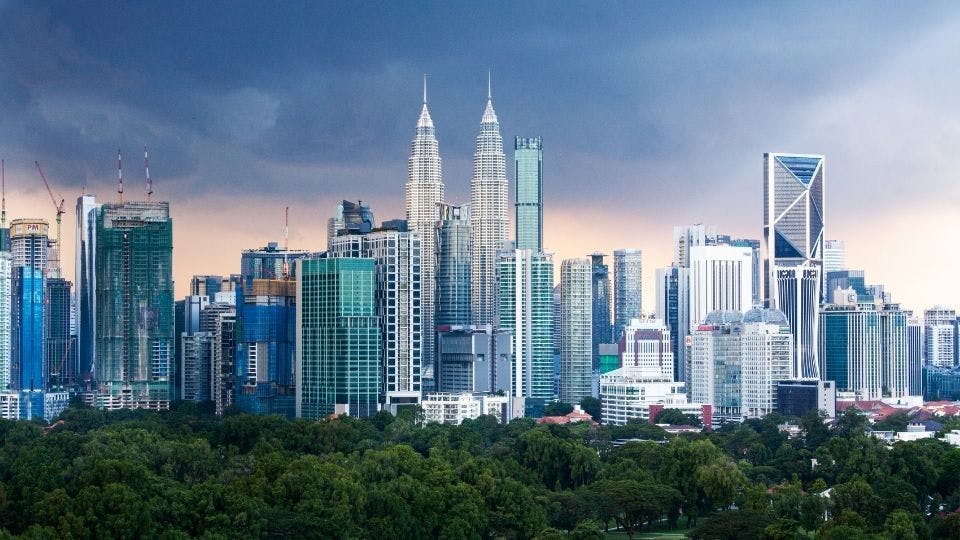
[0,1,958,312]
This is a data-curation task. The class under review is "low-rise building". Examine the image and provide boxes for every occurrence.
[421,392,512,425]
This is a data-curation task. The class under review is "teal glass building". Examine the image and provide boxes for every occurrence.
[514,137,542,252]
[497,249,553,416]
[296,258,380,419]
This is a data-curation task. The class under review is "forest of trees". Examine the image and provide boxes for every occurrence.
[0,403,957,539]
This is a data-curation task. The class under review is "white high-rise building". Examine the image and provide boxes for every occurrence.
[405,78,443,388]
[330,229,423,409]
[673,224,717,267]
[0,253,10,389]
[560,258,592,404]
[471,76,508,327]
[924,306,956,368]
[613,249,643,342]
[740,309,793,418]
[689,310,744,423]
[823,240,845,273]
[688,245,753,330]
[620,317,674,380]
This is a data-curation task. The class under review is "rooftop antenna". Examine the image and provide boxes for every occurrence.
[423,74,427,104]
[117,149,124,204]
[282,206,289,279]
[144,145,153,202]
[487,69,492,100]
[1,159,5,230]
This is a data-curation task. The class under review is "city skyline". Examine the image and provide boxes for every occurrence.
[1,3,958,312]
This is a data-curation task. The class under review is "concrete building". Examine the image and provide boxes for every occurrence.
[619,318,673,380]
[688,244,753,330]
[924,306,956,368]
[436,325,511,394]
[421,392,513,425]
[740,309,793,418]
[689,311,744,423]
[599,367,704,426]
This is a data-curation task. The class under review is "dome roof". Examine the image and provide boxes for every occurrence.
[703,310,743,325]
[743,307,789,325]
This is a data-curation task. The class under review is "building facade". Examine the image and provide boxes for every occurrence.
[924,306,956,368]
[471,82,508,327]
[613,249,643,343]
[620,318,674,380]
[514,136,543,252]
[296,258,380,419]
[591,253,612,370]
[44,277,73,389]
[655,265,687,383]
[560,258,592,404]
[75,195,100,384]
[497,249,553,416]
[94,202,174,408]
[436,204,471,327]
[740,309,793,418]
[689,311,743,423]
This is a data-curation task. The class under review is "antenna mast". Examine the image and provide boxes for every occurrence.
[144,145,153,202]
[282,206,289,279]
[117,149,124,204]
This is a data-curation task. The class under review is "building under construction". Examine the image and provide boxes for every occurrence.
[94,201,173,409]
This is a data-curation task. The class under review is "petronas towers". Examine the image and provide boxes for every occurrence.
[403,75,508,388]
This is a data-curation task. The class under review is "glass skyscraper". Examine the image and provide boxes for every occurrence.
[591,253,612,370]
[764,153,825,379]
[436,204,471,327]
[10,220,49,392]
[75,195,100,382]
[514,136,542,252]
[94,202,174,407]
[44,277,73,389]
[296,258,380,419]
[235,279,296,418]
[613,249,642,343]
[497,249,553,416]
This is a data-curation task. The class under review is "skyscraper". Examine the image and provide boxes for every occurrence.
[654,266,687,382]
[689,310,743,423]
[764,153,825,379]
[330,228,423,409]
[296,258,380,419]
[907,316,923,396]
[405,78,443,387]
[924,306,956,368]
[435,204,471,327]
[94,202,174,408]
[75,195,100,382]
[591,253,611,369]
[240,242,309,292]
[327,200,375,248]
[497,248,553,416]
[44,277,73,389]
[688,245,753,331]
[235,278,296,417]
[740,308,793,418]
[10,220,48,393]
[514,136,542,252]
[820,301,883,400]
[560,258,592,404]
[0,254,10,390]
[674,224,717,267]
[471,77,508,327]
[613,249,642,343]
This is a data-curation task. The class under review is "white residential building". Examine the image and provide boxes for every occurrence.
[421,392,512,425]
[560,258,593,404]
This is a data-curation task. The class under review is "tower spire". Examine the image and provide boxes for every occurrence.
[423,74,427,104]
[487,69,492,100]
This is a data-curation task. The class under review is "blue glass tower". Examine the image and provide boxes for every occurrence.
[235,279,296,417]
[514,137,542,252]
[11,267,44,391]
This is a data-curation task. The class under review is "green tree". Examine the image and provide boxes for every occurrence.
[579,397,601,422]
[655,408,702,427]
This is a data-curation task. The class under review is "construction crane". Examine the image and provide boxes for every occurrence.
[1,158,6,230]
[35,161,65,277]
[282,206,290,279]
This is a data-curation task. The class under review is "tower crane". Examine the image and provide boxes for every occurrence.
[34,161,65,277]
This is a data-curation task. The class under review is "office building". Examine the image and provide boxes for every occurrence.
[689,311,743,423]
[776,379,836,418]
[764,153,824,379]
[189,274,238,298]
[296,258,380,419]
[591,253,612,369]
[497,248,553,416]
[75,195,100,382]
[327,200,375,248]
[599,368,701,426]
[823,240,846,273]
[924,306,956,368]
[10,220,49,393]
[514,136,543,252]
[598,343,619,375]
[613,249,642,342]
[436,204,471,327]
[471,79,508,327]
[673,224,717,267]
[45,277,73,389]
[925,366,960,401]
[620,318,674,380]
[405,82,443,384]
[688,245,753,330]
[716,236,761,306]
[330,228,422,408]
[740,308,793,418]
[560,258,592,404]
[235,278,297,417]
[824,270,888,304]
[94,202,173,409]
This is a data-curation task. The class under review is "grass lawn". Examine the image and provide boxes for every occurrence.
[605,525,691,539]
